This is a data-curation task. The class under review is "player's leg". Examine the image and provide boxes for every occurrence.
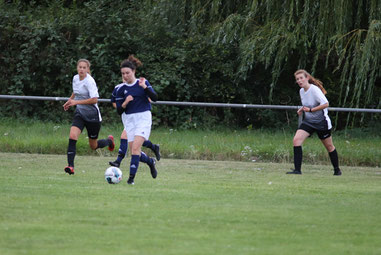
[109,130,128,167]
[122,114,137,184]
[86,121,115,151]
[128,136,157,182]
[65,126,82,175]
[287,128,310,174]
[136,111,157,178]
[320,134,342,176]
[142,139,161,161]
[139,150,157,179]
[127,136,145,185]
[65,114,84,175]
[126,111,156,184]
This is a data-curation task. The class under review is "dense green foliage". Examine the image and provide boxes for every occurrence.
[0,0,380,128]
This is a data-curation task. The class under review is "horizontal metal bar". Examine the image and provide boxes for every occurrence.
[0,94,380,113]
[153,100,300,110]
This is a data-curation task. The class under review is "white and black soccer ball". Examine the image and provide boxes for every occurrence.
[104,167,123,184]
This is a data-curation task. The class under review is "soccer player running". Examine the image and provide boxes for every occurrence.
[114,55,158,185]
[108,130,160,168]
[287,69,342,176]
[109,80,161,168]
[63,59,115,175]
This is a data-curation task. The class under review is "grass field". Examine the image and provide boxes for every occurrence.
[1,152,380,255]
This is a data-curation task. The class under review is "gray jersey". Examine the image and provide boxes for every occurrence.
[72,74,102,122]
[300,84,331,130]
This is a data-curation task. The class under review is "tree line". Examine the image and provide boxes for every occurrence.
[0,0,380,129]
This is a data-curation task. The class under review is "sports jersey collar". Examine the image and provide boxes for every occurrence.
[125,79,138,87]
[303,83,313,92]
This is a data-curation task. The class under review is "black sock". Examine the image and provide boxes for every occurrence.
[67,139,77,167]
[329,149,340,169]
[96,138,109,149]
[294,146,302,172]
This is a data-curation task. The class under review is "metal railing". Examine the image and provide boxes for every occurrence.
[1,94,380,113]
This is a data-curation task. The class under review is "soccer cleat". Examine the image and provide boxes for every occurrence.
[108,135,115,151]
[334,168,342,176]
[148,158,157,179]
[64,166,74,175]
[153,144,161,161]
[109,160,120,168]
[127,177,135,185]
[286,169,302,175]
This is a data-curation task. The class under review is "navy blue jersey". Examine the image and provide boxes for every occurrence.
[113,79,155,114]
[111,83,125,104]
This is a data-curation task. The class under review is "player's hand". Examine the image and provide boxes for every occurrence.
[297,107,303,115]
[126,95,133,102]
[139,77,147,89]
[122,95,134,108]
[302,106,310,113]
[63,99,73,111]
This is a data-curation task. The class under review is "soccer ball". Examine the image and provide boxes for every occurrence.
[104,167,123,184]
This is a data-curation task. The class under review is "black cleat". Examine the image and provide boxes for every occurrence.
[127,177,135,185]
[148,158,157,179]
[109,160,120,168]
[286,169,302,175]
[153,144,161,161]
[334,168,342,176]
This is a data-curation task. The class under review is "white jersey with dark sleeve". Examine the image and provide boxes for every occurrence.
[300,84,332,130]
[72,74,102,122]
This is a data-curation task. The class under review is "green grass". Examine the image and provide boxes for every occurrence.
[0,118,380,166]
[1,153,381,254]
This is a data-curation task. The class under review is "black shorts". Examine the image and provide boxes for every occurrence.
[298,123,331,140]
[72,112,101,139]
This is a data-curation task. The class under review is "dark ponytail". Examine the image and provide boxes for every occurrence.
[120,55,143,70]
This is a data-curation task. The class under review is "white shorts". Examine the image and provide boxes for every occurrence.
[121,111,152,142]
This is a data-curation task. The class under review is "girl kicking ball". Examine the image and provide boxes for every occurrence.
[113,55,158,185]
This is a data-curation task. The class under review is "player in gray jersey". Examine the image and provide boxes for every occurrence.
[287,69,342,176]
[63,59,115,175]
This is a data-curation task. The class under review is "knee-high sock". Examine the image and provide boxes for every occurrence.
[67,139,77,167]
[143,140,154,149]
[129,155,140,176]
[294,146,302,172]
[329,149,339,169]
[116,139,128,163]
[140,151,153,165]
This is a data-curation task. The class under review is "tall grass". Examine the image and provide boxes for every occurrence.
[0,118,380,166]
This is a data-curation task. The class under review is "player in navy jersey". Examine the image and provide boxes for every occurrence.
[113,55,158,185]
[63,59,115,175]
[109,80,161,168]
[287,69,342,175]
